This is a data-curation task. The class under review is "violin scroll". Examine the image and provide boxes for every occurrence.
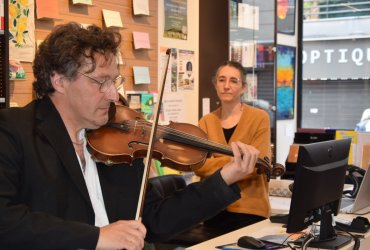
[255,157,285,181]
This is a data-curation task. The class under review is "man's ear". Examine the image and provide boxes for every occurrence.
[50,73,66,94]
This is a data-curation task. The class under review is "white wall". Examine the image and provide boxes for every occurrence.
[275,0,300,164]
[157,0,199,125]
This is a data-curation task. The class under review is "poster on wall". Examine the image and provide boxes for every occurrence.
[159,47,178,92]
[277,0,295,35]
[163,0,187,40]
[160,47,195,93]
[177,49,194,91]
[169,48,178,92]
[9,0,36,62]
[276,45,295,120]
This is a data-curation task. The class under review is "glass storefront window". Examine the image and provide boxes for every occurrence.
[301,0,370,130]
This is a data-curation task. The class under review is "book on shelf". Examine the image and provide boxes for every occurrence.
[141,93,154,120]
[127,93,142,113]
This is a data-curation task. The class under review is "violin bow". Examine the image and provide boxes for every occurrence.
[135,49,172,220]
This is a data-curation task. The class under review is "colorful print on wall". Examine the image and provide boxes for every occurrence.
[276,45,295,120]
[277,0,295,35]
[9,0,36,62]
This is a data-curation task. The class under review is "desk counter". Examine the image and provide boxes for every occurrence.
[187,197,370,250]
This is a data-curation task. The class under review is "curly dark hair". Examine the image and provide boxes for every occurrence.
[32,22,122,98]
[212,60,247,86]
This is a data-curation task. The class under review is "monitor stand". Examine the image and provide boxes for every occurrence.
[295,209,353,249]
[308,235,352,249]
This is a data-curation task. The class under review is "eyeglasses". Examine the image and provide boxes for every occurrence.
[78,72,124,93]
[216,76,241,85]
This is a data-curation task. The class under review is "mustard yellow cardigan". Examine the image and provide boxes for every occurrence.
[196,104,271,218]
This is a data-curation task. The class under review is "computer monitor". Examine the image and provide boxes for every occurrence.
[283,129,337,180]
[286,138,352,249]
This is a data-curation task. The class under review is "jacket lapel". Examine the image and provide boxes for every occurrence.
[35,98,92,207]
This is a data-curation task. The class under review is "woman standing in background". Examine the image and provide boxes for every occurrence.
[195,61,272,235]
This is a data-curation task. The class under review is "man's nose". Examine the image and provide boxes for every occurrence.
[105,84,120,102]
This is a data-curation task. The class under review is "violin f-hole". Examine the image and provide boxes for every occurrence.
[128,141,149,149]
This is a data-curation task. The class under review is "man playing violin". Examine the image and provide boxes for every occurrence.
[0,22,260,250]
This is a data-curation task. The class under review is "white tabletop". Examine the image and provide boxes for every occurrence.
[187,194,370,250]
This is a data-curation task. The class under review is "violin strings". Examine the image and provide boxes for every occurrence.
[112,120,276,172]
[122,120,233,153]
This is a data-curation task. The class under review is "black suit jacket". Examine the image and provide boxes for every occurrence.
[0,98,240,249]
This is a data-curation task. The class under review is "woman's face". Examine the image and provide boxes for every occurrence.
[214,65,246,105]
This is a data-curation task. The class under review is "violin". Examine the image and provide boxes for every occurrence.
[86,104,285,181]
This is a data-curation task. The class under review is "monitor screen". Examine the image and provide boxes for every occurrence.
[286,138,352,249]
